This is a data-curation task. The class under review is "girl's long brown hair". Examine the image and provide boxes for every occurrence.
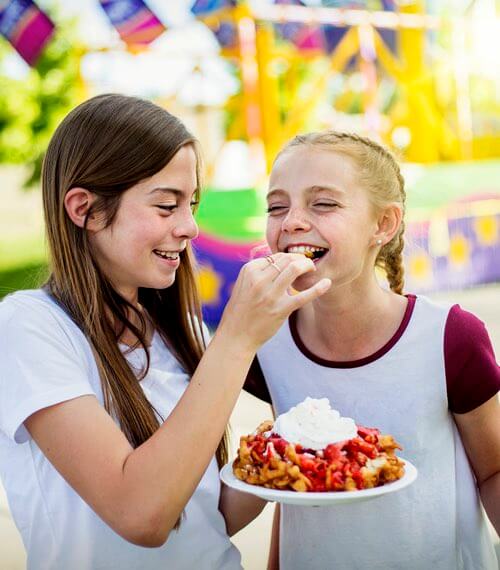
[42,94,228,467]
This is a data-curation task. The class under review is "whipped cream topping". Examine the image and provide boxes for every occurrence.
[273,397,357,450]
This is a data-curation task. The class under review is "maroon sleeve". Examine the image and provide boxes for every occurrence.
[445,304,500,414]
[243,357,272,404]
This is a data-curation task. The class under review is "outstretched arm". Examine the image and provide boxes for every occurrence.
[24,255,331,547]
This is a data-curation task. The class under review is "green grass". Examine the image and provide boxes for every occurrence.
[0,231,48,299]
[0,233,47,271]
[0,261,49,300]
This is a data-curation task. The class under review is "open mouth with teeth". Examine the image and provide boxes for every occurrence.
[153,249,180,261]
[285,245,329,261]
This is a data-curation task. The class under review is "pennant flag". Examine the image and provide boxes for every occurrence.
[191,0,236,17]
[99,0,165,46]
[0,0,54,66]
[190,0,237,49]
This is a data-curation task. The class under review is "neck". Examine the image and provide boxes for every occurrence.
[296,274,407,362]
[108,287,153,347]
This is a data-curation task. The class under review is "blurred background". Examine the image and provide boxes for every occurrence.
[0,0,499,568]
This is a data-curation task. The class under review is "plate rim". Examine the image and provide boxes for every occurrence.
[220,458,418,504]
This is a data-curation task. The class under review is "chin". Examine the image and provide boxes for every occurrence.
[146,275,176,290]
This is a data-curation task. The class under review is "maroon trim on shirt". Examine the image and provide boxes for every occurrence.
[445,304,500,414]
[243,296,500,414]
[288,295,416,369]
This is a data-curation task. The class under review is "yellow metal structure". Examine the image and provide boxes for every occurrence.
[197,1,500,170]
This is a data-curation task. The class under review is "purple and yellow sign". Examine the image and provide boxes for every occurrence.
[0,0,54,66]
[99,0,165,46]
[405,202,500,293]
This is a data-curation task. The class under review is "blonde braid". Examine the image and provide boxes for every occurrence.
[281,131,407,294]
[366,141,406,295]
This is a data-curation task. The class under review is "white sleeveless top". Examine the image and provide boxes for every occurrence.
[257,295,497,570]
[0,289,242,570]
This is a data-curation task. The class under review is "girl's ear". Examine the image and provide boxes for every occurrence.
[64,188,97,230]
[373,203,403,247]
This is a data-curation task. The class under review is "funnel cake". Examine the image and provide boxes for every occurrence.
[233,417,405,493]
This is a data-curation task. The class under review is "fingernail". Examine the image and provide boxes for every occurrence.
[319,278,331,291]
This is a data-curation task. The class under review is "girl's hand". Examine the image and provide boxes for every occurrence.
[217,253,331,352]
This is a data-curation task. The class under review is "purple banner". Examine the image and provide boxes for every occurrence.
[0,0,54,66]
[99,0,165,46]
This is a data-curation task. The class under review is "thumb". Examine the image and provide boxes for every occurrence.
[289,278,332,310]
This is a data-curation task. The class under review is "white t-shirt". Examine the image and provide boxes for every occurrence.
[257,295,498,570]
[0,289,242,570]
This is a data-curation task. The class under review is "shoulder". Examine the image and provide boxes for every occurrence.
[444,304,496,363]
[1,289,60,322]
[445,303,489,339]
[0,288,92,364]
[0,290,98,443]
[411,294,453,325]
[444,304,500,413]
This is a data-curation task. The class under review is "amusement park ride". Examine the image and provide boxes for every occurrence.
[193,0,499,167]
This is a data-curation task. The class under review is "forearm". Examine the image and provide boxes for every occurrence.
[219,484,266,536]
[120,331,256,538]
[480,471,500,535]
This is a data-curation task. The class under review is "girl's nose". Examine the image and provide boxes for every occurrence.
[282,209,311,233]
[174,210,199,240]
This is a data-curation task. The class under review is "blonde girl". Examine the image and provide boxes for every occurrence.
[0,95,331,570]
[246,132,500,570]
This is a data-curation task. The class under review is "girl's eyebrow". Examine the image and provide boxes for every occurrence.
[148,187,183,197]
[266,185,345,201]
[266,189,288,201]
[306,184,345,196]
[148,187,198,198]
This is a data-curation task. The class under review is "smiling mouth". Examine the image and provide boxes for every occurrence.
[285,245,329,261]
[153,249,180,260]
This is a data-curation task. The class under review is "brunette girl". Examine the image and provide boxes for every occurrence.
[0,95,331,570]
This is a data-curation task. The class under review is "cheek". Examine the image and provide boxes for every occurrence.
[265,220,280,249]
[127,214,164,246]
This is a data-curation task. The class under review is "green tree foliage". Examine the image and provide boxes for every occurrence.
[0,11,83,187]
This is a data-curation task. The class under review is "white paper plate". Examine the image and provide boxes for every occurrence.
[220,459,417,506]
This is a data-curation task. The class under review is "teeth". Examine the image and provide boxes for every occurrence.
[287,245,327,254]
[154,250,179,260]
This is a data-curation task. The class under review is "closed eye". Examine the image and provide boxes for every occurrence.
[157,205,176,212]
[266,205,288,214]
[314,202,338,208]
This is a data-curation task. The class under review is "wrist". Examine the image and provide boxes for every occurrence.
[210,324,259,362]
